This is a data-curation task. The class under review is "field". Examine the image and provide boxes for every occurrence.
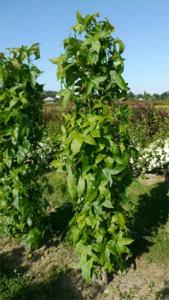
[0,100,169,300]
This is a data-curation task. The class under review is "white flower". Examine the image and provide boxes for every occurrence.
[132,139,169,173]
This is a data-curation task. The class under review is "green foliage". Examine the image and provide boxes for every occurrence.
[52,12,135,281]
[51,11,128,107]
[0,273,30,300]
[129,102,169,147]
[0,44,48,249]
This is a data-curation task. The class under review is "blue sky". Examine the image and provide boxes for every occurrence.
[0,0,169,93]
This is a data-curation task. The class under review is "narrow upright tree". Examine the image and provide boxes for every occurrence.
[52,12,134,281]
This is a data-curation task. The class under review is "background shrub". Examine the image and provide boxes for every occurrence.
[129,102,169,147]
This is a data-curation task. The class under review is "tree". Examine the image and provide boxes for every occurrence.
[0,44,48,250]
[52,12,134,281]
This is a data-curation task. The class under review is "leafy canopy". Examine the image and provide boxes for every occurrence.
[51,11,128,108]
[52,11,134,282]
[0,44,48,250]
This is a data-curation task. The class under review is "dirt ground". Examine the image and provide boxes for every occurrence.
[0,233,169,300]
[0,174,169,300]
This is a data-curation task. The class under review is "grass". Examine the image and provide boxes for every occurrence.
[126,178,169,263]
[0,268,79,300]
[45,171,70,208]
[0,172,168,299]
[146,220,169,265]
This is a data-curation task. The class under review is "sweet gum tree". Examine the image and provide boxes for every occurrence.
[52,12,135,281]
[0,44,48,250]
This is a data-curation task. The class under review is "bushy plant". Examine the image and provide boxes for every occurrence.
[0,44,48,250]
[52,12,135,281]
[128,102,169,176]
[129,102,169,147]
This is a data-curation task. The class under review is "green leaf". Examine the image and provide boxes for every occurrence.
[84,12,100,27]
[71,135,83,155]
[107,240,117,256]
[21,228,42,251]
[51,159,62,169]
[13,196,19,210]
[91,40,101,53]
[9,97,18,108]
[86,215,96,228]
[76,213,86,230]
[111,166,124,175]
[72,23,84,33]
[86,189,98,202]
[94,228,106,243]
[103,198,113,209]
[81,258,93,282]
[67,168,76,198]
[76,11,85,24]
[110,70,128,91]
[117,213,126,228]
[70,225,81,243]
[88,52,99,65]
[61,89,72,107]
[100,246,112,272]
[104,156,114,168]
[111,143,119,155]
[95,153,106,164]
[86,81,94,95]
[94,30,110,40]
[77,176,86,197]
[99,186,113,208]
[120,238,134,245]
[91,129,100,138]
[83,135,96,145]
[116,237,133,255]
[50,57,60,64]
[92,75,107,87]
[102,168,113,183]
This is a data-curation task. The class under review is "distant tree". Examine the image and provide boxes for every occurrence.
[127,91,135,100]
[126,91,169,102]
[152,93,160,101]
[43,90,57,98]
[143,91,151,101]
[160,91,169,101]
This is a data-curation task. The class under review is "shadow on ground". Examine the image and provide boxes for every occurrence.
[43,202,73,236]
[156,281,169,299]
[0,247,30,276]
[0,203,83,300]
[8,270,81,300]
[0,267,81,300]
[130,181,169,258]
[0,248,81,300]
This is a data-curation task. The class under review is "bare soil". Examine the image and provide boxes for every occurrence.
[0,234,169,300]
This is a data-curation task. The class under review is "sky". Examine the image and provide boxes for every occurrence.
[0,0,169,94]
